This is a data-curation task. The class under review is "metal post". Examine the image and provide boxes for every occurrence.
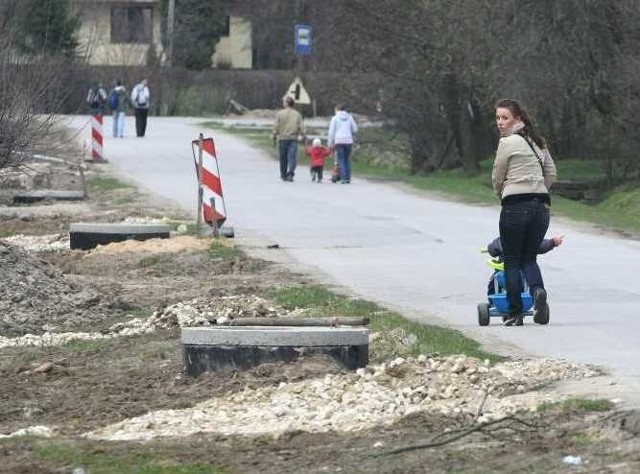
[209,198,219,238]
[196,133,204,235]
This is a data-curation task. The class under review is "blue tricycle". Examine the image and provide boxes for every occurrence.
[477,256,550,326]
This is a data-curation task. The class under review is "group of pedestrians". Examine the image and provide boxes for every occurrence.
[87,80,555,327]
[271,97,358,184]
[86,77,151,138]
[271,95,558,326]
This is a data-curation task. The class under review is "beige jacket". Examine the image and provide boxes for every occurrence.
[492,133,557,199]
[272,107,305,141]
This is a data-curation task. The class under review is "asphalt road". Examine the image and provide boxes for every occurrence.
[65,115,640,399]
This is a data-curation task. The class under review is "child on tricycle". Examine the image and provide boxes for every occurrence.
[478,234,564,326]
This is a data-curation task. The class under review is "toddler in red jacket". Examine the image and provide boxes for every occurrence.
[305,138,331,183]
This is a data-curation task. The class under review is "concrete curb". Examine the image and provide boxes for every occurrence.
[182,326,369,346]
[13,190,85,204]
[69,222,171,250]
[182,326,370,375]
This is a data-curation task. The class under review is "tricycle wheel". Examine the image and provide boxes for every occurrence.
[477,302,490,326]
[534,303,550,325]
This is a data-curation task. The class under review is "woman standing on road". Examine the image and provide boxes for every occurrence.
[492,99,557,326]
[328,104,358,184]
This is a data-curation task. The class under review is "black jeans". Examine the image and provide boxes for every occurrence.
[499,199,550,315]
[134,108,148,137]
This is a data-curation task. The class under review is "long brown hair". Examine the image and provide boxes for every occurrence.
[495,99,546,149]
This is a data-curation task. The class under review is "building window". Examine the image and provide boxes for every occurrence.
[111,7,153,44]
[221,16,230,37]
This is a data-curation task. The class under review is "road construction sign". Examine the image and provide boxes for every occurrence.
[191,137,227,226]
[285,76,311,105]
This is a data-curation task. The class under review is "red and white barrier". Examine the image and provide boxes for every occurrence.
[191,137,227,226]
[91,114,104,161]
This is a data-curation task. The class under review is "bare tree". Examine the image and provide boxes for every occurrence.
[0,28,82,172]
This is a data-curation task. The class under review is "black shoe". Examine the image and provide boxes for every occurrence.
[287,176,294,182]
[503,314,523,326]
[503,315,517,326]
[533,288,549,324]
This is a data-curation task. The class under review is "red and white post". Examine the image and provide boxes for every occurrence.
[191,135,227,234]
[91,114,105,161]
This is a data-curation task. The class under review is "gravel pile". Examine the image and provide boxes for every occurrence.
[0,240,115,336]
[2,234,69,252]
[0,295,308,348]
[85,354,601,441]
[144,296,305,329]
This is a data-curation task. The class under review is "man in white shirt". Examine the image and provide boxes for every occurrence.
[131,78,150,137]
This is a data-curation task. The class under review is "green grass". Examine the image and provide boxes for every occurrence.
[568,431,600,446]
[207,239,243,260]
[270,285,501,362]
[163,220,199,235]
[33,441,227,474]
[138,254,172,268]
[88,177,131,193]
[537,397,614,413]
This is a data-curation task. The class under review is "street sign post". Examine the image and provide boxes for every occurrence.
[295,24,312,56]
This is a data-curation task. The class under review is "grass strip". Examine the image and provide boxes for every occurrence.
[270,285,501,363]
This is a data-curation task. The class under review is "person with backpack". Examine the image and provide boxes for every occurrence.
[86,82,107,116]
[131,77,150,137]
[109,80,129,138]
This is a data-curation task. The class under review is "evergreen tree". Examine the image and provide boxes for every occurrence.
[163,0,229,70]
[13,0,80,57]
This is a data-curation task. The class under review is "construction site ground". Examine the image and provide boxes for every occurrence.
[1,145,639,474]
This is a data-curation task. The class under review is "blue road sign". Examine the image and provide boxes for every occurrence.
[295,24,312,56]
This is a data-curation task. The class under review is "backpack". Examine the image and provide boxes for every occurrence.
[108,89,119,110]
[134,86,148,107]
[87,88,103,108]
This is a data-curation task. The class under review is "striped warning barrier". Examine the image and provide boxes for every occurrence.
[91,114,104,161]
[191,137,227,227]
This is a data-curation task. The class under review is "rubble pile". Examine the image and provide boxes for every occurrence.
[0,295,310,348]
[2,234,69,253]
[0,240,114,336]
[85,354,601,441]
[144,296,301,329]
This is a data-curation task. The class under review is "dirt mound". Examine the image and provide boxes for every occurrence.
[0,240,124,336]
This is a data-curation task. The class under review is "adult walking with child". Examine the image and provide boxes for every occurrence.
[328,104,358,184]
[492,98,557,326]
[272,96,305,182]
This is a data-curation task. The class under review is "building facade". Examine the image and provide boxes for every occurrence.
[72,0,252,69]
[72,0,163,66]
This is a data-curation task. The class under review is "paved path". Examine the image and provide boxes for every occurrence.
[65,115,640,401]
